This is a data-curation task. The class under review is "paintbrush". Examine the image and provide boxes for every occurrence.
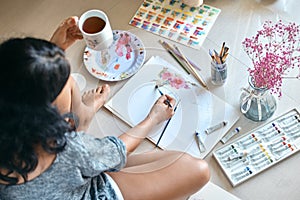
[155,100,180,147]
[219,41,225,57]
[159,40,191,75]
[174,45,209,90]
[155,85,172,108]
[213,49,222,64]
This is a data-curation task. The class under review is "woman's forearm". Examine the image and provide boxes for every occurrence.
[118,95,175,154]
[118,116,156,154]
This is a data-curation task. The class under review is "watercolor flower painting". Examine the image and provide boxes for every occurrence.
[156,67,195,89]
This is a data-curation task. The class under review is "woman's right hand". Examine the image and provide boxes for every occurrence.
[50,16,83,50]
[147,95,176,125]
[119,95,176,153]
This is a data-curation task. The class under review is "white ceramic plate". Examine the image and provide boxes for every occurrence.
[83,30,146,81]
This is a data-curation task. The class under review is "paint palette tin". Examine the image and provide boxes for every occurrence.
[129,0,221,49]
[213,108,300,186]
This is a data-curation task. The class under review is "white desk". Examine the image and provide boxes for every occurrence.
[78,1,300,200]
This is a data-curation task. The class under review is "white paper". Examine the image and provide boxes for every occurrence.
[189,182,240,200]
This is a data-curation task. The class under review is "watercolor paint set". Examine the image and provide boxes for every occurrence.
[129,0,221,49]
[213,108,300,186]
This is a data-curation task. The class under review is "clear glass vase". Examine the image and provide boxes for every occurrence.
[239,77,277,122]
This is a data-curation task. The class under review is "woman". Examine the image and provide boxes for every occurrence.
[0,17,209,200]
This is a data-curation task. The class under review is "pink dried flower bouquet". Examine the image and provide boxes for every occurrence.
[242,20,300,97]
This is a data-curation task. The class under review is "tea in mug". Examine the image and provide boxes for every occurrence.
[82,16,106,34]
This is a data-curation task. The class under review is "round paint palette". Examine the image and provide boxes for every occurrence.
[83,30,146,81]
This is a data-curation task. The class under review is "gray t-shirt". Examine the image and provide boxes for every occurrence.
[0,131,127,200]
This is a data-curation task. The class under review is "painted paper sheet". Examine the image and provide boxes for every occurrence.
[105,56,240,158]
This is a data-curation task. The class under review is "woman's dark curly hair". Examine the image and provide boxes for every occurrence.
[0,37,72,185]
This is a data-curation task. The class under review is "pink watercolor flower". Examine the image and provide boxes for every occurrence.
[161,70,173,81]
[242,20,300,97]
[158,68,191,89]
[170,76,186,89]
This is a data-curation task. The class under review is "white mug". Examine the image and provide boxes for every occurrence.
[78,10,113,51]
[182,0,203,7]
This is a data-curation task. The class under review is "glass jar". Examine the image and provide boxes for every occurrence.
[211,61,227,85]
[240,77,277,122]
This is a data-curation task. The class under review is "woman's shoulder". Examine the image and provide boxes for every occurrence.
[61,131,127,173]
[63,131,126,162]
[64,131,124,149]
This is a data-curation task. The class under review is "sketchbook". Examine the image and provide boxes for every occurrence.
[189,181,240,200]
[105,56,240,158]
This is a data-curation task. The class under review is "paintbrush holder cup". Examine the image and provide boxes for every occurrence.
[211,61,227,85]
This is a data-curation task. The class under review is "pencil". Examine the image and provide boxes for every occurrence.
[174,45,209,90]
